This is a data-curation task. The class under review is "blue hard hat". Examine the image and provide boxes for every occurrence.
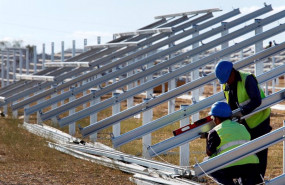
[215,61,233,84]
[209,101,232,117]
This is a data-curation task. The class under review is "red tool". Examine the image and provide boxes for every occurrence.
[173,115,212,136]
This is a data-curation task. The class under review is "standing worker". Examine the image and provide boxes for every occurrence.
[206,101,262,185]
[215,60,271,178]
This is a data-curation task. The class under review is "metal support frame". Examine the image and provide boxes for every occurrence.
[191,29,200,123]
[15,74,54,81]
[20,12,225,114]
[69,86,76,136]
[154,8,222,19]
[80,17,285,137]
[6,50,10,86]
[113,27,173,37]
[283,120,285,174]
[0,96,5,103]
[12,51,16,82]
[19,49,23,75]
[112,92,121,138]
[0,15,171,98]
[61,41,64,62]
[143,98,152,159]
[168,32,176,115]
[179,105,190,167]
[42,43,45,70]
[148,88,285,157]
[4,12,212,108]
[35,7,275,121]
[112,46,285,148]
[1,53,4,87]
[266,174,285,185]
[26,48,29,75]
[56,143,189,176]
[86,42,138,49]
[44,62,90,68]
[255,19,264,77]
[89,88,99,142]
[33,46,37,73]
[193,125,285,177]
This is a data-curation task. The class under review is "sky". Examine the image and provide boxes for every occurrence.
[0,0,285,53]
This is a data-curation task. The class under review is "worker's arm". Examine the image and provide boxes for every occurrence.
[206,130,220,156]
[241,75,262,115]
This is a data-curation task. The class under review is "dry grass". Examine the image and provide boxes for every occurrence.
[0,116,133,185]
[3,77,285,184]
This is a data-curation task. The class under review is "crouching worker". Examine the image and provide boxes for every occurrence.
[205,101,263,185]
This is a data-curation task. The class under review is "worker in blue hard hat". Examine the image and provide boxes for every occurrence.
[215,60,271,178]
[206,101,263,185]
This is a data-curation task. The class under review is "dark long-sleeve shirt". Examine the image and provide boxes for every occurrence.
[225,70,261,115]
[206,129,220,156]
[225,69,271,138]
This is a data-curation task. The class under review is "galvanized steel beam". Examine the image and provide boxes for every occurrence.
[266,174,285,185]
[15,74,55,82]
[78,14,285,136]
[15,13,216,111]
[148,88,285,157]
[60,143,189,176]
[44,62,90,68]
[0,16,170,98]
[155,8,222,19]
[86,42,139,49]
[113,55,285,148]
[7,13,211,108]
[33,10,241,118]
[80,38,285,138]
[193,125,285,177]
[38,7,273,120]
[113,27,173,37]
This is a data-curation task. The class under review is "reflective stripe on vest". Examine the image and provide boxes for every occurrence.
[210,120,259,168]
[223,71,271,129]
[216,140,248,154]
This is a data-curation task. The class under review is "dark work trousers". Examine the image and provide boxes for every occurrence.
[245,117,271,178]
[210,164,263,185]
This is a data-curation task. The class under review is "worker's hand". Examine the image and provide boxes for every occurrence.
[232,110,244,122]
[199,132,208,139]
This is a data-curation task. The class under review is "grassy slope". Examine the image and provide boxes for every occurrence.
[0,117,133,185]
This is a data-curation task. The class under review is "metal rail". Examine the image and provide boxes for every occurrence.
[39,7,275,121]
[155,8,222,19]
[112,43,285,148]
[193,125,285,177]
[29,9,244,117]
[6,13,213,108]
[0,15,173,97]
[79,21,285,136]
[148,88,285,157]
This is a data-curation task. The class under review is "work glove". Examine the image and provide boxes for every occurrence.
[199,132,208,139]
[232,111,243,123]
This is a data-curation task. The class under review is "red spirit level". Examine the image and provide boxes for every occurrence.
[173,115,212,136]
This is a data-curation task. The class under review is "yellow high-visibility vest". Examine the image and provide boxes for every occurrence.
[223,72,271,129]
[210,120,259,168]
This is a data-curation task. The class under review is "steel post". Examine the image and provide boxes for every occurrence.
[90,89,99,142]
[42,44,45,70]
[69,86,76,136]
[180,105,190,167]
[33,46,37,73]
[112,92,121,138]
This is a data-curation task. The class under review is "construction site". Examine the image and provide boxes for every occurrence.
[0,3,285,185]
